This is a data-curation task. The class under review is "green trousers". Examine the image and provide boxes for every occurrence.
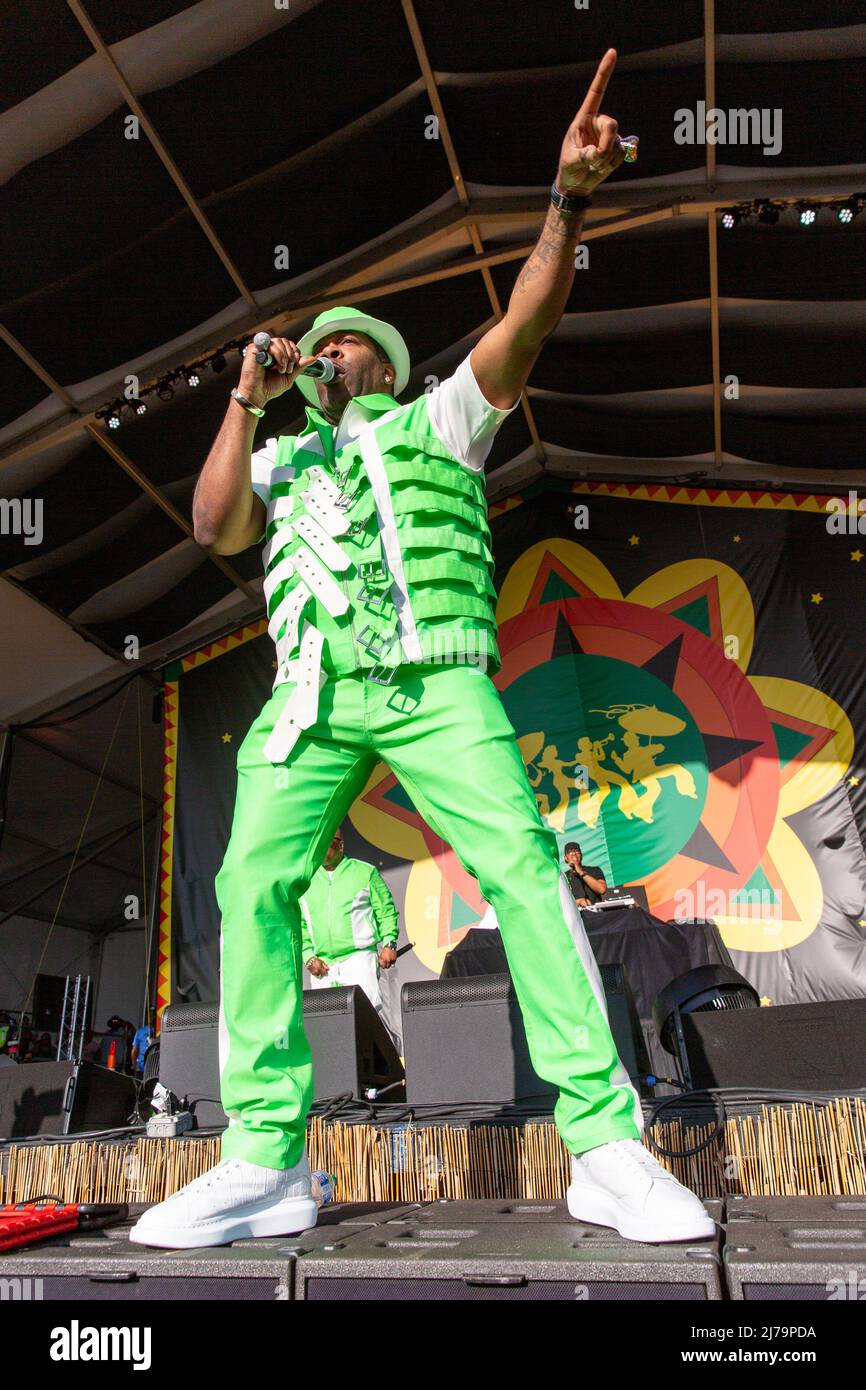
[215,664,643,1169]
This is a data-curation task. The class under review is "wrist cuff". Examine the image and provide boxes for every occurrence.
[550,183,593,215]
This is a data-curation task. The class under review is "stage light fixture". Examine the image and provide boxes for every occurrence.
[799,204,817,226]
[721,210,737,230]
[157,382,175,402]
[185,370,200,388]
[107,412,121,429]
[211,354,227,374]
[135,401,147,415]
[653,965,760,1088]
[756,201,780,225]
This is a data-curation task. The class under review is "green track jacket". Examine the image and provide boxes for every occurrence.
[299,856,399,964]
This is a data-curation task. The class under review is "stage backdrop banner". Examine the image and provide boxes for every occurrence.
[160,484,866,1022]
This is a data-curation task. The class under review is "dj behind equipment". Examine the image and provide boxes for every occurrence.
[563,842,607,906]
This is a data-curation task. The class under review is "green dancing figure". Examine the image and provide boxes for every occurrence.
[132,50,714,1249]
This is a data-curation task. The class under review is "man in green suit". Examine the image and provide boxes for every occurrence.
[132,50,714,1250]
[301,827,398,1017]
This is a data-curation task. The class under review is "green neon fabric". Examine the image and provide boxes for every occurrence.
[215,664,643,1170]
[299,855,399,964]
[263,390,501,680]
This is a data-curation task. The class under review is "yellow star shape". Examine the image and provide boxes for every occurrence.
[628,534,640,547]
[811,593,823,605]
[221,732,232,743]
[733,534,741,543]
[849,776,861,786]
[759,996,773,1007]
[852,550,863,563]
[859,920,866,930]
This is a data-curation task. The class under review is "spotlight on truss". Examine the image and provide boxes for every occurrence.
[157,382,175,402]
[799,204,817,226]
[720,209,738,230]
[135,401,147,415]
[185,370,201,388]
[107,411,121,429]
[211,354,227,373]
[837,195,863,224]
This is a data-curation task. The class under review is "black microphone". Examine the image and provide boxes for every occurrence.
[251,331,336,382]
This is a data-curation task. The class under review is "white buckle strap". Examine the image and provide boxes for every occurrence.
[302,491,348,537]
[263,622,326,764]
[267,578,311,648]
[262,525,295,570]
[302,466,349,537]
[262,554,296,607]
[266,493,295,527]
[292,513,351,571]
[291,549,349,616]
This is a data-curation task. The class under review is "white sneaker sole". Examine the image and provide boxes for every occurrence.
[567,1181,717,1244]
[128,1194,318,1249]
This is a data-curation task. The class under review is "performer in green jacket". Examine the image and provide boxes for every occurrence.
[300,827,399,1016]
[132,50,714,1250]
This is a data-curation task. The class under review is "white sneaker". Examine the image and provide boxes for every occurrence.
[129,1154,318,1249]
[567,1138,717,1243]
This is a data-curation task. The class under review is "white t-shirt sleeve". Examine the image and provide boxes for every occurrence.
[426,353,520,473]
[250,437,279,508]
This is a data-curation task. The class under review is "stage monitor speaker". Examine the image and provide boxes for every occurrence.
[159,989,404,1127]
[296,1210,723,1300]
[681,997,866,1090]
[402,966,649,1107]
[302,986,404,1103]
[725,1197,866,1299]
[0,1061,136,1139]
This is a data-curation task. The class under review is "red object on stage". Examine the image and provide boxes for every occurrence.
[0,1201,129,1251]
[0,1204,79,1251]
[106,1039,116,1070]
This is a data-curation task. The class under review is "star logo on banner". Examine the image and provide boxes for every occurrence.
[628,534,640,547]
[760,996,773,1007]
[849,777,861,787]
[221,732,232,743]
[851,550,863,563]
[733,535,741,544]
[811,593,823,605]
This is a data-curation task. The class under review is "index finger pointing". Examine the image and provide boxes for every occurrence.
[579,47,617,115]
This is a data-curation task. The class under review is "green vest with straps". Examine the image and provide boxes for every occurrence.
[261,389,501,684]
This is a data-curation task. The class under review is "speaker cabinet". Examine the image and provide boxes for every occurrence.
[159,989,404,1127]
[0,1061,136,1138]
[401,967,649,1108]
[681,998,866,1089]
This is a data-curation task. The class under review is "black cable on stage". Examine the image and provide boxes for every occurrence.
[644,1088,727,1160]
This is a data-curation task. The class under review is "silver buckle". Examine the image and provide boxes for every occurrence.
[358,586,389,610]
[367,659,399,686]
[355,625,390,658]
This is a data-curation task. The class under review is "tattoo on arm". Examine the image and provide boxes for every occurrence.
[514,208,583,296]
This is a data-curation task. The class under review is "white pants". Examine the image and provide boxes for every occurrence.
[307,948,383,1014]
